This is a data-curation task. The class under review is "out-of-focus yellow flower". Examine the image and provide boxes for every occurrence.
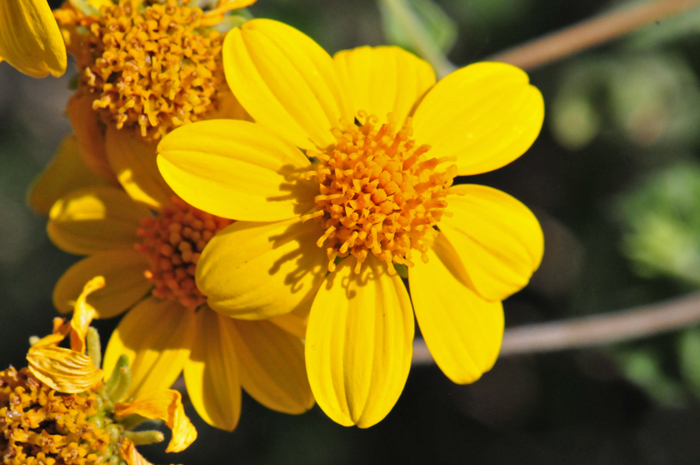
[28,0,253,215]
[158,19,545,428]
[1,277,196,465]
[0,0,66,77]
[46,178,313,431]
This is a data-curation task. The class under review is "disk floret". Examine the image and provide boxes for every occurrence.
[55,0,229,140]
[304,112,458,274]
[135,196,232,309]
[0,367,119,465]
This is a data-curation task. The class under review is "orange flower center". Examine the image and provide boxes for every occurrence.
[56,0,229,141]
[136,197,231,310]
[0,367,114,465]
[303,113,457,274]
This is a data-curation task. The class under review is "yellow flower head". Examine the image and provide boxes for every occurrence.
[45,183,313,430]
[28,0,254,219]
[157,19,546,428]
[55,0,255,141]
[1,277,197,465]
[0,0,66,77]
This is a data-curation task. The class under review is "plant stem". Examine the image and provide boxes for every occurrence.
[486,0,700,71]
[380,0,457,78]
[412,291,700,364]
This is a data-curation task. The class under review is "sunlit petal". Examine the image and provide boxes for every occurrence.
[410,233,504,384]
[0,0,66,78]
[306,256,414,428]
[334,45,435,127]
[223,19,352,150]
[440,184,544,301]
[413,62,544,175]
[158,119,315,222]
[197,219,326,319]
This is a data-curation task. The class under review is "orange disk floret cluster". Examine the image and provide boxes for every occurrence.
[55,0,229,140]
[0,367,117,465]
[136,196,232,310]
[303,113,458,274]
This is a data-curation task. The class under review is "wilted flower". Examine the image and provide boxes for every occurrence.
[1,277,196,465]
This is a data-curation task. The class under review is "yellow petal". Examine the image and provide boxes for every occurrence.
[230,319,314,414]
[47,186,150,255]
[412,62,544,176]
[268,299,311,340]
[197,219,326,319]
[440,184,544,301]
[305,255,414,428]
[53,250,151,317]
[118,438,154,465]
[184,308,241,431]
[223,19,352,150]
[66,94,119,185]
[27,346,103,393]
[115,390,197,453]
[0,0,66,78]
[334,46,435,127]
[106,126,174,209]
[157,119,315,222]
[103,297,193,397]
[28,135,112,216]
[409,234,504,384]
[69,276,104,354]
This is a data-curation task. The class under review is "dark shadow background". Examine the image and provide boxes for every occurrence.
[3,0,700,463]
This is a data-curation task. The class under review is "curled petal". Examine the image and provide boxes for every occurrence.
[118,438,154,465]
[115,390,197,453]
[27,346,103,394]
[69,276,105,353]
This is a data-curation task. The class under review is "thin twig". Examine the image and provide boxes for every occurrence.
[486,0,700,71]
[412,291,700,365]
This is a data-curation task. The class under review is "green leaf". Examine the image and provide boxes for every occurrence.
[378,0,458,55]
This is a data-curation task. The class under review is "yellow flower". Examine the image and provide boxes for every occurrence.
[157,19,545,428]
[28,0,253,215]
[47,169,314,431]
[2,277,196,465]
[0,0,66,77]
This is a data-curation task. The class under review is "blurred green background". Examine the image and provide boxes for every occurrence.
[4,0,700,463]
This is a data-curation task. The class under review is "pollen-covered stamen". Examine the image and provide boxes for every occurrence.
[0,367,117,465]
[135,197,231,310]
[55,0,229,140]
[303,112,457,274]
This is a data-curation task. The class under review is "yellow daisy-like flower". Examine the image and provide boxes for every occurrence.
[0,0,66,77]
[157,19,545,428]
[28,0,254,216]
[2,277,197,465]
[47,162,314,431]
